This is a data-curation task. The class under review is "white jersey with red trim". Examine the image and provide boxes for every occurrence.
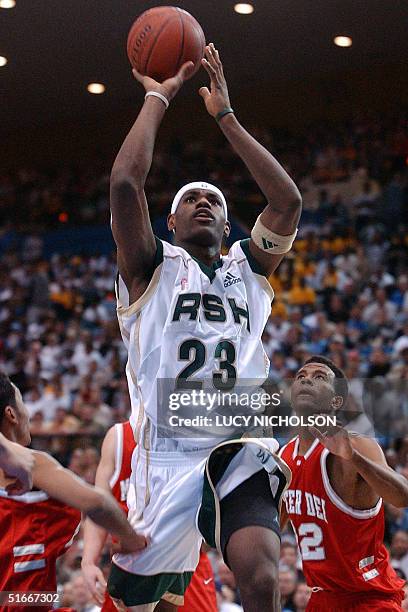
[280,437,405,596]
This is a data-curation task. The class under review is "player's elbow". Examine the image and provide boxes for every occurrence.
[389,481,408,508]
[268,187,302,217]
[287,188,302,211]
[110,169,145,195]
[396,486,408,508]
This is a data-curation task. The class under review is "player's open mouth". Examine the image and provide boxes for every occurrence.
[194,210,215,222]
[297,389,315,397]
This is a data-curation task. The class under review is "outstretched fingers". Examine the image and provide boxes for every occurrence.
[208,42,223,70]
[202,57,216,78]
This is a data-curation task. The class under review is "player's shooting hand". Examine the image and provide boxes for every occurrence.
[309,424,354,461]
[0,439,34,495]
[132,61,195,102]
[81,562,107,606]
[199,43,231,118]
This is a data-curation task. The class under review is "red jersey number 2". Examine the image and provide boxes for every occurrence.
[298,523,326,561]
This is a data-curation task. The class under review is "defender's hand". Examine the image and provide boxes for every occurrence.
[81,562,107,606]
[0,440,34,495]
[309,424,354,461]
[199,43,231,117]
[117,530,149,554]
[133,61,195,102]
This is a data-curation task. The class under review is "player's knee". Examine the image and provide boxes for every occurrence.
[240,564,278,601]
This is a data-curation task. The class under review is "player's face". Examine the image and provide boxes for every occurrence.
[13,386,31,446]
[169,189,230,247]
[291,363,338,416]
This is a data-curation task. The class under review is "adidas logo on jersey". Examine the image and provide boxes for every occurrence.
[224,272,242,287]
[262,237,280,249]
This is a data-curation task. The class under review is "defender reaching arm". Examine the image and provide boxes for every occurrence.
[32,451,146,554]
[199,43,302,274]
[310,425,408,508]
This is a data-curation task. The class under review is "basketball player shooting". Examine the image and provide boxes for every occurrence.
[280,356,408,611]
[108,43,301,612]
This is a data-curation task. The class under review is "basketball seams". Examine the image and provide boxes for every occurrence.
[145,15,180,78]
[127,6,205,81]
[180,14,205,72]
[174,8,185,78]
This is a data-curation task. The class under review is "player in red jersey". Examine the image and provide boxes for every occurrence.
[82,421,217,612]
[0,373,146,612]
[178,547,217,612]
[280,356,408,611]
[82,422,136,611]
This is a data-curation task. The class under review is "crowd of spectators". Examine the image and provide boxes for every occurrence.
[0,108,407,609]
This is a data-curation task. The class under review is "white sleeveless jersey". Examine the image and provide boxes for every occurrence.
[116,238,274,453]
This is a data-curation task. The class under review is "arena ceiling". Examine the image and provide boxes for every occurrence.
[1,0,408,136]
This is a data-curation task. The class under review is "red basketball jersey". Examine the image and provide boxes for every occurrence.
[280,437,405,599]
[0,489,80,611]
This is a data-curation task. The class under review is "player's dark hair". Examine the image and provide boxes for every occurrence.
[0,372,17,423]
[303,355,349,403]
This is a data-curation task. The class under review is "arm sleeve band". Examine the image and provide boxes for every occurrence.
[251,215,298,254]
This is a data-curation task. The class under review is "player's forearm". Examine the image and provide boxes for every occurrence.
[218,113,302,213]
[82,518,108,566]
[351,450,408,507]
[86,491,136,541]
[111,98,166,187]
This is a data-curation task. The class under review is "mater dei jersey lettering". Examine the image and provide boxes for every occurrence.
[284,489,328,523]
[171,292,251,331]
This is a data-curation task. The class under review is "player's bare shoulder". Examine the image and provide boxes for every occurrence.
[348,432,388,465]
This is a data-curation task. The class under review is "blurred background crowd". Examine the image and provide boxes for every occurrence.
[1,108,407,609]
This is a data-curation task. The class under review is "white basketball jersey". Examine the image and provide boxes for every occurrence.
[116,238,274,453]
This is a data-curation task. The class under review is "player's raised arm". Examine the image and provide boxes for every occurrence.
[110,62,194,301]
[310,426,408,508]
[32,450,147,553]
[199,43,302,275]
[81,426,116,605]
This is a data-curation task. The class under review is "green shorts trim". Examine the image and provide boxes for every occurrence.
[108,562,193,606]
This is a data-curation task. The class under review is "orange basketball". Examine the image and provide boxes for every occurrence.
[127,6,206,82]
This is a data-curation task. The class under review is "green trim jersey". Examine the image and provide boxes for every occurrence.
[116,238,274,453]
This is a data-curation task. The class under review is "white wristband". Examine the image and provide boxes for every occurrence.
[251,215,298,254]
[144,91,169,109]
